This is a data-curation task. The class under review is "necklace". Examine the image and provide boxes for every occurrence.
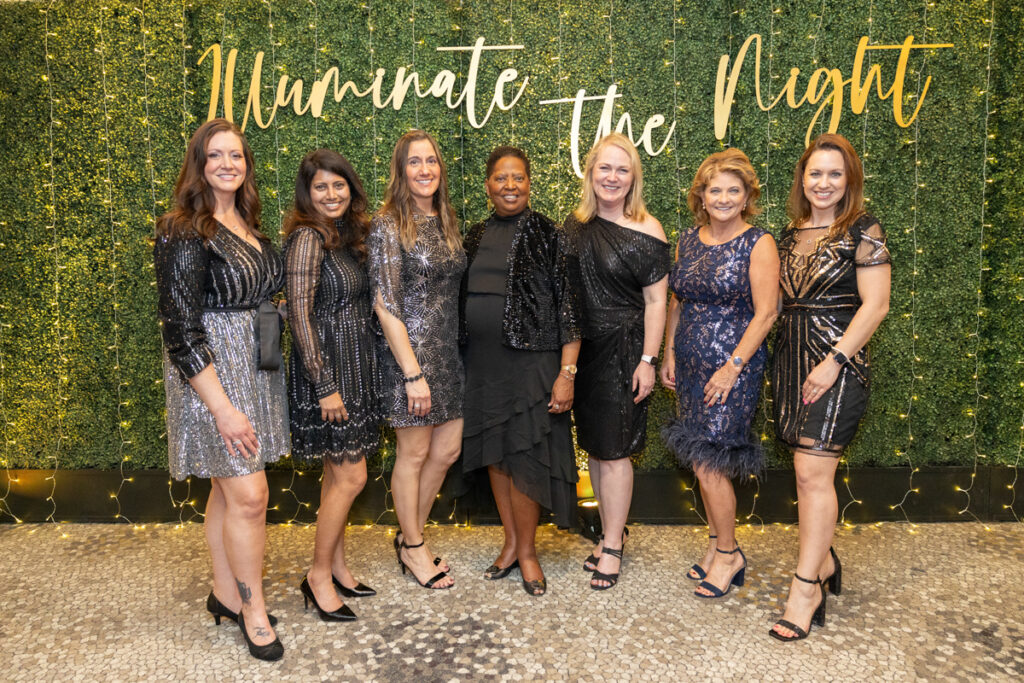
[794,225,828,245]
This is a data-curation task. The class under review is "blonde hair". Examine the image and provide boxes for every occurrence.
[379,130,461,251]
[573,132,648,224]
[686,148,762,227]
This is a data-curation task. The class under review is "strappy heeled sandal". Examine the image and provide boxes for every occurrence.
[694,546,746,598]
[769,573,827,642]
[590,546,624,590]
[583,526,628,571]
[397,539,453,590]
[687,534,717,581]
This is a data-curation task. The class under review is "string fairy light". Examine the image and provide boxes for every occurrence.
[456,0,467,228]
[366,0,380,204]
[507,0,515,143]
[956,0,996,522]
[890,0,931,525]
[410,0,419,128]
[42,0,65,526]
[95,3,135,524]
[0,314,20,523]
[310,0,320,147]
[762,5,779,230]
[553,0,564,217]
[670,0,681,240]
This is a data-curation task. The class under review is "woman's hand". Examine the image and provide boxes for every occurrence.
[406,377,431,417]
[659,349,676,390]
[632,361,657,404]
[319,392,349,423]
[703,363,741,407]
[549,374,575,414]
[802,358,840,404]
[212,405,259,458]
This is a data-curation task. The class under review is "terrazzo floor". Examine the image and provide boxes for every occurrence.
[1,521,1022,682]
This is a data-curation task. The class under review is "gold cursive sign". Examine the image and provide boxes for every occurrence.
[715,34,955,145]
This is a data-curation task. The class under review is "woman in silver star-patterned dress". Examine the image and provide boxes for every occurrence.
[368,130,465,590]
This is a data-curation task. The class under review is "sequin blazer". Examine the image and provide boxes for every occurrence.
[459,209,582,351]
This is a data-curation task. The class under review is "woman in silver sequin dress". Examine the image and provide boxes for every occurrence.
[284,149,380,621]
[565,133,670,591]
[368,130,466,590]
[154,119,287,660]
[769,134,891,642]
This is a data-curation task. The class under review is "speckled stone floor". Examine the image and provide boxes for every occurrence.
[1,522,1022,682]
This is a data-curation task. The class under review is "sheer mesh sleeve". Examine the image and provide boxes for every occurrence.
[854,220,891,267]
[154,233,213,379]
[286,228,337,399]
[367,214,405,322]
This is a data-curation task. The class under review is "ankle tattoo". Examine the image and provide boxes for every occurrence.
[235,579,252,605]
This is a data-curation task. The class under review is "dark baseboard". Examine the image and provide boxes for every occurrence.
[0,466,1020,525]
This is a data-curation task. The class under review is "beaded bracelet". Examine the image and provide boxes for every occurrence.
[403,371,424,384]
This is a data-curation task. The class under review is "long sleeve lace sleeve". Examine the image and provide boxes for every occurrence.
[154,233,213,379]
[286,228,337,399]
[368,214,405,323]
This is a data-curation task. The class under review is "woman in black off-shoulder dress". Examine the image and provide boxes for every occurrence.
[566,132,670,591]
[769,134,891,643]
[284,149,381,622]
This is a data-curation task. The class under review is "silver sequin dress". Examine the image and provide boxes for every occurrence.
[155,227,289,480]
[368,213,466,427]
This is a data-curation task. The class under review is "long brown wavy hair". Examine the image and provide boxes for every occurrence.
[686,148,762,227]
[283,148,371,261]
[155,118,264,241]
[786,133,865,239]
[378,130,460,251]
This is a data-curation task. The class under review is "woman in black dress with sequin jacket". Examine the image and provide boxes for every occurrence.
[769,134,891,642]
[565,133,670,590]
[284,149,380,621]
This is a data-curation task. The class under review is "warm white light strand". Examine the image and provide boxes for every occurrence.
[507,0,515,143]
[97,4,134,525]
[0,319,19,522]
[555,0,564,217]
[671,0,681,239]
[367,0,379,204]
[311,0,320,146]
[43,0,63,526]
[411,0,419,128]
[891,1,929,524]
[762,6,778,230]
[264,1,284,232]
[957,0,996,522]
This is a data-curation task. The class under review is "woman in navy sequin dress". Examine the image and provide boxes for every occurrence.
[284,149,380,621]
[660,149,779,599]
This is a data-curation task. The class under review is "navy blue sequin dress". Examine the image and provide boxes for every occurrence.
[663,226,767,477]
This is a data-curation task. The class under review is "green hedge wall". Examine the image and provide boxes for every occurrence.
[0,0,1021,474]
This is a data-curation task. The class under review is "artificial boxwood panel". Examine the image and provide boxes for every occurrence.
[0,0,1021,475]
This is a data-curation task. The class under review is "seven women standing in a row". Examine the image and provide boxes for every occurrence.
[156,120,889,660]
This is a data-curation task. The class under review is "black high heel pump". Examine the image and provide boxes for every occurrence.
[206,592,278,627]
[237,612,284,661]
[331,575,377,598]
[299,577,357,621]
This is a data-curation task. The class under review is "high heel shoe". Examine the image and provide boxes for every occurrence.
[206,592,278,627]
[483,559,519,580]
[398,539,453,590]
[237,611,284,661]
[694,546,746,598]
[769,573,827,642]
[299,577,357,621]
[822,546,842,596]
[583,526,628,572]
[687,534,717,581]
[394,532,443,568]
[331,575,377,598]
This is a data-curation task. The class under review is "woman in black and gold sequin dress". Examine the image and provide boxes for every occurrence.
[565,133,670,591]
[154,119,286,660]
[284,149,380,621]
[769,134,891,642]
[368,130,465,590]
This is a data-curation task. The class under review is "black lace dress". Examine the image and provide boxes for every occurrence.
[773,214,891,454]
[564,214,671,460]
[285,223,382,463]
[368,213,467,427]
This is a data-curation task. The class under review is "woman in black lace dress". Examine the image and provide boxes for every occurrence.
[154,119,286,660]
[368,130,465,590]
[284,149,380,622]
[565,133,670,590]
[459,146,582,596]
[769,134,891,642]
